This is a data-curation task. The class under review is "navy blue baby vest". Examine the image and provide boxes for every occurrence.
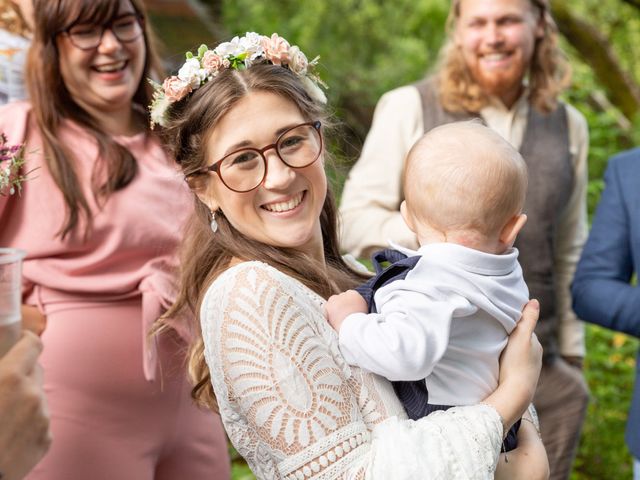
[356,249,520,452]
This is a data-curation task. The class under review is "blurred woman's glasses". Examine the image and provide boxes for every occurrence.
[61,13,144,50]
[186,121,323,193]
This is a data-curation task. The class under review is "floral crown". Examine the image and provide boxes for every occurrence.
[149,32,327,128]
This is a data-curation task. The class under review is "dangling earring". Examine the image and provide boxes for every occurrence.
[210,210,218,233]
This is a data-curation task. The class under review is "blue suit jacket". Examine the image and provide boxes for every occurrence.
[572,148,640,459]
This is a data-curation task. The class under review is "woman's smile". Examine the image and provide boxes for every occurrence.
[91,59,129,74]
[261,191,306,214]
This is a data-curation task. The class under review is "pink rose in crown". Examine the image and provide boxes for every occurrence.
[163,76,192,102]
[261,33,290,66]
[202,51,225,75]
[288,46,308,75]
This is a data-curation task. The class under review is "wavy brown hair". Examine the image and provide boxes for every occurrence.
[26,0,163,239]
[437,0,571,113]
[156,64,368,411]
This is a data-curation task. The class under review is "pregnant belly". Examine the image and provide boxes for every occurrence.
[40,298,188,404]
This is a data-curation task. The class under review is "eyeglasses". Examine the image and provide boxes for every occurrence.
[61,13,144,51]
[186,121,323,193]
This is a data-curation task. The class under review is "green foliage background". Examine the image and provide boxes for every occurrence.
[160,1,640,478]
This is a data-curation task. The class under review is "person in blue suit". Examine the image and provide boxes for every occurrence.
[572,148,640,480]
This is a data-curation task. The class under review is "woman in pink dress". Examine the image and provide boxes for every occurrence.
[0,0,230,478]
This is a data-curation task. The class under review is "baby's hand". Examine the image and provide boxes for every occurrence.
[325,290,368,332]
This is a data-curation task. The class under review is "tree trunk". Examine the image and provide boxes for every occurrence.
[190,0,228,42]
[621,0,640,10]
[551,0,640,121]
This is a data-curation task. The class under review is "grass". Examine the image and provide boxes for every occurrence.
[572,326,638,479]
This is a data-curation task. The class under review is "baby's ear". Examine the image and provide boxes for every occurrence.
[400,201,417,233]
[499,213,527,248]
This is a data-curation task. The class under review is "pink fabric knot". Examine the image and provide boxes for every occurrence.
[138,257,193,381]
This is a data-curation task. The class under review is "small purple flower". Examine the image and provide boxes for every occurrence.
[0,133,33,196]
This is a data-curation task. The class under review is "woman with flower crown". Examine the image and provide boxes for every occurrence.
[0,0,230,479]
[154,31,549,479]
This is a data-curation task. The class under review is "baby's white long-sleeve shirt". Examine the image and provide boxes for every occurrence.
[338,242,529,405]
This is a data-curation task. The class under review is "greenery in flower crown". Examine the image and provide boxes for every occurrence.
[149,32,327,128]
[0,133,35,196]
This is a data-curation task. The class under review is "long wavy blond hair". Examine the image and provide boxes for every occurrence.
[437,0,571,113]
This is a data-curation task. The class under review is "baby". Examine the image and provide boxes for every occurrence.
[327,120,529,450]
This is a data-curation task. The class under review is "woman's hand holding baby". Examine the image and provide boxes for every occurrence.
[484,299,543,431]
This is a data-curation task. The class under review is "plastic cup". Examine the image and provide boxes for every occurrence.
[0,248,26,357]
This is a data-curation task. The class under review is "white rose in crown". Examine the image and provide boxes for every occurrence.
[240,32,263,57]
[215,36,244,58]
[178,58,206,89]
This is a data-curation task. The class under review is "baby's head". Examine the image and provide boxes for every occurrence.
[402,121,528,253]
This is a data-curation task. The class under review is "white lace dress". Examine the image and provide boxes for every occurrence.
[201,261,504,479]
